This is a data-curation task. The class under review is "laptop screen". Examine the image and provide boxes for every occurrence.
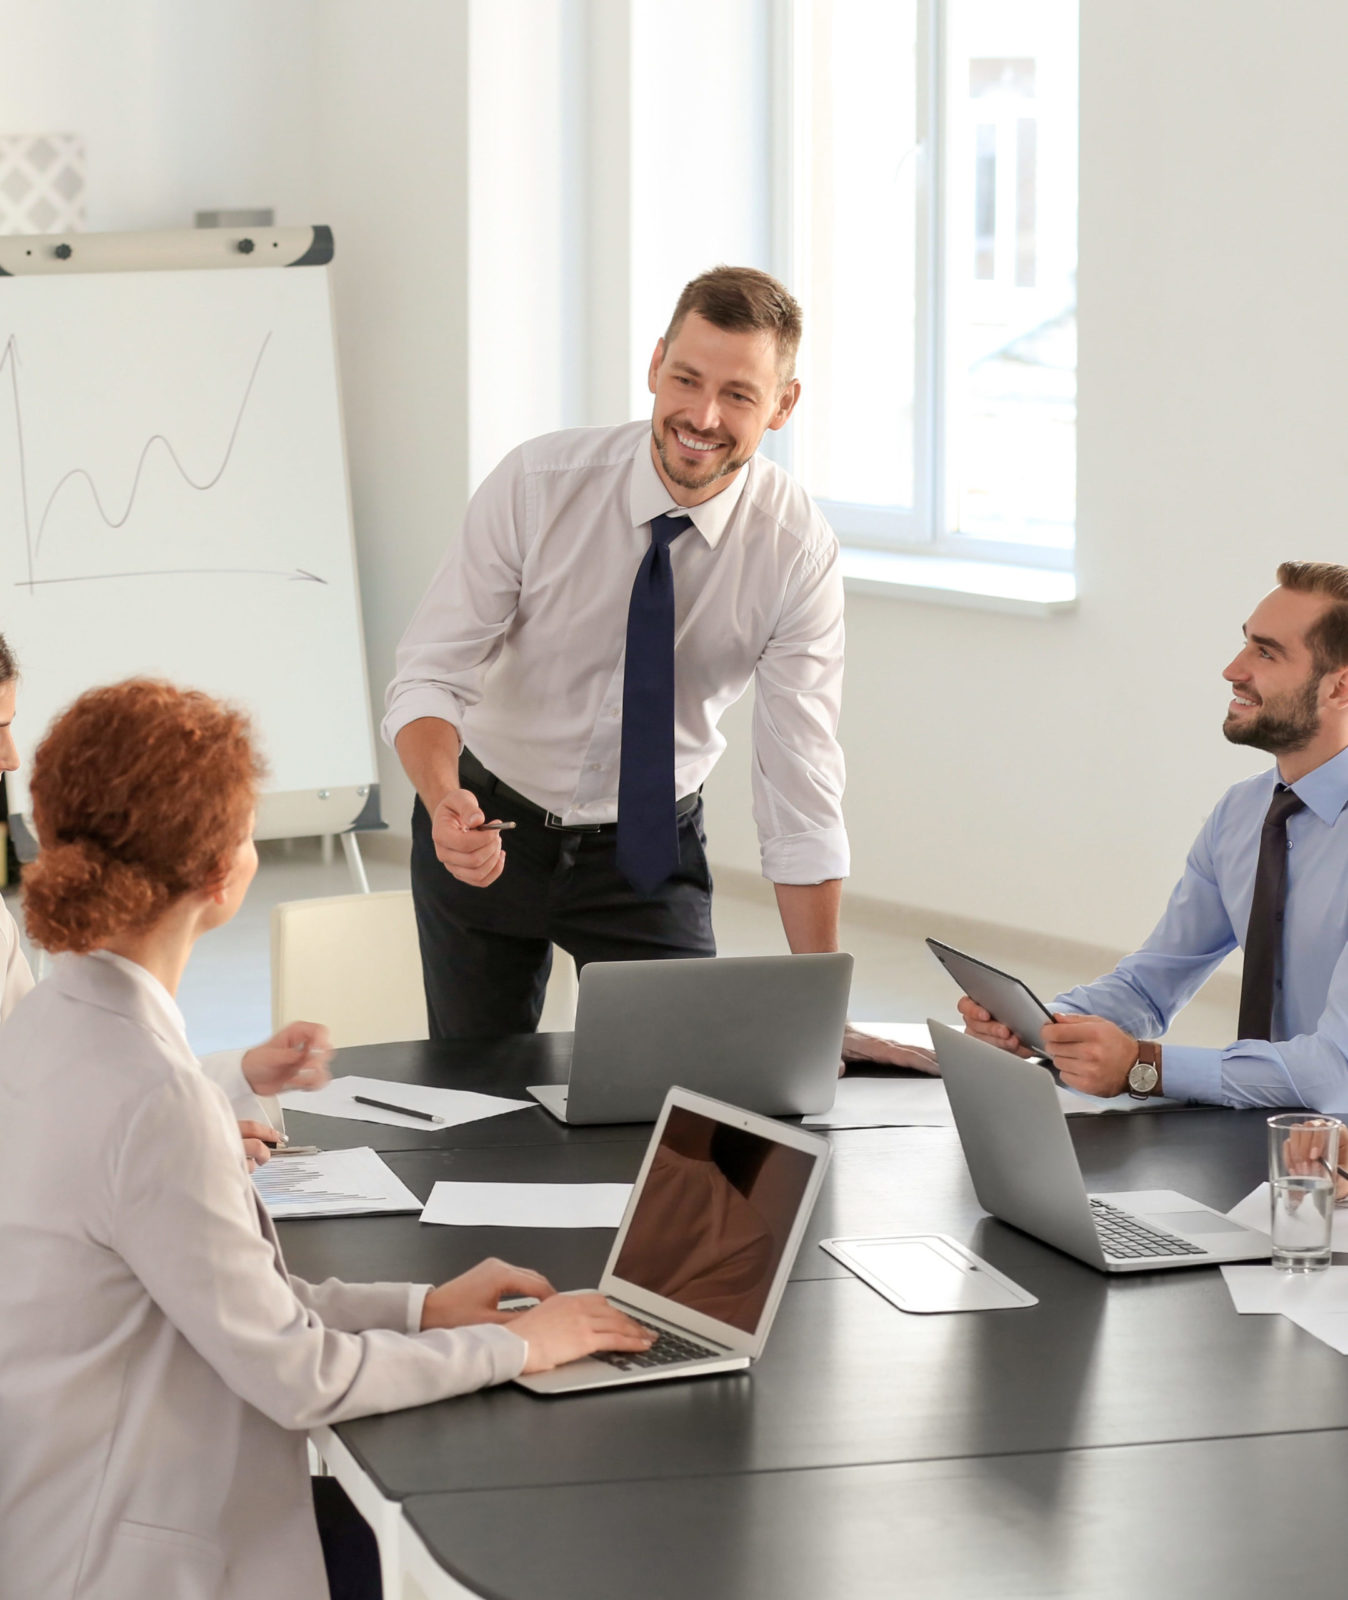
[611,1103,821,1334]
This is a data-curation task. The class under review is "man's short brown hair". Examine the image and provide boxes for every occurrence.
[0,631,15,684]
[664,266,803,383]
[1278,560,1348,674]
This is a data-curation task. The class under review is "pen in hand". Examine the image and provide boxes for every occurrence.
[352,1093,445,1125]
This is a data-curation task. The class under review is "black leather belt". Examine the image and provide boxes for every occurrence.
[460,749,699,834]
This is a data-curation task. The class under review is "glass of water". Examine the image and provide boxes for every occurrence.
[1267,1115,1343,1272]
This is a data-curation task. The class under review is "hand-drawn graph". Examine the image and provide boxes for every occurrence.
[2,329,328,591]
[0,258,376,820]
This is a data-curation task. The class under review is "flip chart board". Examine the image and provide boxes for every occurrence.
[0,225,377,841]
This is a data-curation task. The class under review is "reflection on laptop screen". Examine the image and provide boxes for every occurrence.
[612,1105,820,1334]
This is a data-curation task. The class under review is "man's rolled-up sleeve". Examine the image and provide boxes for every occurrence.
[381,448,529,748]
[751,541,848,885]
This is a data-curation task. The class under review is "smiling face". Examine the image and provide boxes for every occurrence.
[647,312,800,505]
[1223,586,1341,760]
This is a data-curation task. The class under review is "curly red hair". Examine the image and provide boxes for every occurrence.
[22,679,265,953]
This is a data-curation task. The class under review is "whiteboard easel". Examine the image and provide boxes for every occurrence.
[0,225,379,891]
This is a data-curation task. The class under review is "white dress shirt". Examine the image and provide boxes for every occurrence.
[383,421,849,884]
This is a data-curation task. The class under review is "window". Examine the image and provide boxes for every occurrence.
[788,0,1079,569]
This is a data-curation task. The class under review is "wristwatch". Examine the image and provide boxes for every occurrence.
[1127,1040,1162,1099]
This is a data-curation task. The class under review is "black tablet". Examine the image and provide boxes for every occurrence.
[925,938,1055,1058]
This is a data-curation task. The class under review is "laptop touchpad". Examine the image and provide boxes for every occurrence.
[1148,1211,1248,1235]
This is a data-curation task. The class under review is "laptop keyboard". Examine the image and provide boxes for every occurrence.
[591,1315,723,1372]
[1090,1198,1206,1259]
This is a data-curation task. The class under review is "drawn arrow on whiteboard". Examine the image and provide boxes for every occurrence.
[13,567,329,589]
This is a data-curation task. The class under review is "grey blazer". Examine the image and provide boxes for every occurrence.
[0,953,525,1600]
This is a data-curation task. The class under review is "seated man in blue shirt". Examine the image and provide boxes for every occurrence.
[961,561,1348,1114]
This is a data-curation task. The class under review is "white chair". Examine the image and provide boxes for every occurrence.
[270,890,578,1046]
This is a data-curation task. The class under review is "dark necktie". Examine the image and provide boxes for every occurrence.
[616,512,691,896]
[1236,783,1306,1041]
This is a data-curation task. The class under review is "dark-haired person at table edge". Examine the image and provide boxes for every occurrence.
[385,265,917,1067]
[962,562,1348,1116]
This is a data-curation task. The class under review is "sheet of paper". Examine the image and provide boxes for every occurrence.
[1283,1304,1348,1355]
[279,1075,533,1130]
[843,1023,1179,1117]
[1227,1182,1348,1248]
[1217,1265,1345,1315]
[252,1146,422,1219]
[420,1181,633,1229]
[805,1077,958,1128]
[1056,1085,1183,1115]
[804,1073,1177,1129]
[1219,1264,1348,1353]
[852,1021,941,1050]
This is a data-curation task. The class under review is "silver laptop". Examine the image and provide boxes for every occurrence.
[515,1087,831,1395]
[930,1020,1271,1271]
[528,953,852,1125]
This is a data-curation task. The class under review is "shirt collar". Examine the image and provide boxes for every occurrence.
[87,948,192,1046]
[627,428,750,550]
[1287,743,1348,826]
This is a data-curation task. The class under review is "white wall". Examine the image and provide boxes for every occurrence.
[8,0,1346,956]
[705,0,1348,952]
[628,0,775,417]
[307,2,474,834]
[0,0,318,230]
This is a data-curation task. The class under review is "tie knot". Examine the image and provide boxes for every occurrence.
[650,512,691,550]
[1266,784,1306,827]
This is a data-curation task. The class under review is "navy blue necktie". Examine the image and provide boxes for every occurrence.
[616,512,691,895]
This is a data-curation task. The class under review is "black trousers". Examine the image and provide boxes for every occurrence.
[409,761,717,1040]
[312,1475,381,1600]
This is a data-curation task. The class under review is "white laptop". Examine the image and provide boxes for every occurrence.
[527,953,852,1125]
[514,1087,831,1395]
[930,1020,1271,1272]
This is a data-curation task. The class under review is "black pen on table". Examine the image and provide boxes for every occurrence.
[352,1093,446,1125]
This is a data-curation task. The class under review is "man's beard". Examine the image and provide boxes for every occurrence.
[652,420,747,492]
[1223,672,1322,754]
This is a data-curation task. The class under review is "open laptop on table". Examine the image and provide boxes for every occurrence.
[930,1020,1271,1272]
[515,1086,830,1395]
[528,953,853,1125]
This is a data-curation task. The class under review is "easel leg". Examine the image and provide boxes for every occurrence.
[341,831,370,894]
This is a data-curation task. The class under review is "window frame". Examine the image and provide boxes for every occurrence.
[776,0,1075,575]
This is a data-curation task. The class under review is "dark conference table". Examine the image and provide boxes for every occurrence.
[278,1038,1348,1599]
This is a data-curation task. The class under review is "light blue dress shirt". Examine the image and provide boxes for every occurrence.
[1053,744,1348,1115]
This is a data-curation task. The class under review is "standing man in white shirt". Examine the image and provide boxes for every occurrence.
[385,266,849,1040]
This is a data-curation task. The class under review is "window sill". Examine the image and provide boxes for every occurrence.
[839,548,1077,618]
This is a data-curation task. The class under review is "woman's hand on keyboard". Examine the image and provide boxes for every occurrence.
[512,1293,656,1374]
[420,1259,557,1330]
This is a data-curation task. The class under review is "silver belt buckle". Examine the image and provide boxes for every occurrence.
[544,811,605,833]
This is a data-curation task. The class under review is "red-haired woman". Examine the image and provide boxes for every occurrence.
[0,678,650,1600]
[0,632,329,1168]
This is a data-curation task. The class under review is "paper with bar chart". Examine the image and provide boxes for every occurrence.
[251,1146,422,1220]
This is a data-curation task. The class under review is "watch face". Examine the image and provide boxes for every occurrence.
[1128,1062,1159,1094]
